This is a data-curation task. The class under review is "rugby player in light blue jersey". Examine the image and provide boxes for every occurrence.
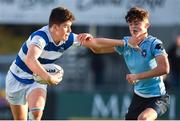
[5,7,93,120]
[78,7,170,120]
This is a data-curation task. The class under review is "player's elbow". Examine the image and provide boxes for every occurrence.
[165,62,170,74]
[164,66,170,74]
[161,65,170,75]
[163,68,169,75]
[93,50,103,54]
[90,48,103,54]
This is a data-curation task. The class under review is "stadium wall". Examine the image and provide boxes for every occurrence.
[42,91,179,120]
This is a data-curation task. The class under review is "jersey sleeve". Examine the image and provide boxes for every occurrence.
[151,39,167,57]
[114,36,129,55]
[72,33,81,47]
[30,36,46,49]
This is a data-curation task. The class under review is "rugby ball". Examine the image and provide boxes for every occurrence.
[33,64,64,84]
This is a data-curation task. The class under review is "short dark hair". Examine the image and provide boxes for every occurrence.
[49,7,75,27]
[125,6,149,23]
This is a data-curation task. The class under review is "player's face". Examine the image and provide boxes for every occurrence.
[128,19,149,37]
[53,20,72,43]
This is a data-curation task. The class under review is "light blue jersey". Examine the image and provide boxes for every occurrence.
[115,35,167,98]
[10,26,79,84]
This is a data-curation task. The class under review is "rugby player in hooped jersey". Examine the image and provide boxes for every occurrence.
[78,7,170,120]
[5,7,94,120]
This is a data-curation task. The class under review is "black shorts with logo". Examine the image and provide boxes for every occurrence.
[125,93,170,120]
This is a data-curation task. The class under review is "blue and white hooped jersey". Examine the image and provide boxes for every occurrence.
[10,25,79,84]
[115,35,167,98]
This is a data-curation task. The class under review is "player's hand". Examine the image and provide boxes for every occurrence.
[128,32,147,50]
[77,33,93,46]
[126,74,138,84]
[47,71,64,86]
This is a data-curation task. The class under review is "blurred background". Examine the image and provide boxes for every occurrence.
[0,0,180,120]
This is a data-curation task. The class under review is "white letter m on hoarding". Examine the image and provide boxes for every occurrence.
[92,94,119,118]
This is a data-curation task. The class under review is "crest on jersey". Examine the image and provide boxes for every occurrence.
[141,49,147,57]
[124,50,131,56]
[155,43,164,50]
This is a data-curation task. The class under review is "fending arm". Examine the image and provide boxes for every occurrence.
[84,38,125,54]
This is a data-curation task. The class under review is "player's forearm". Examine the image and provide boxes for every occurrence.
[25,57,51,81]
[88,38,122,54]
[136,55,170,80]
[90,47,115,54]
[136,66,169,80]
[94,38,124,47]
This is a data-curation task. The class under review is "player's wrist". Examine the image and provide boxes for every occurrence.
[42,73,51,85]
[136,73,144,80]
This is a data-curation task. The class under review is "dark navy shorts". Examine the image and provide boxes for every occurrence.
[125,93,170,120]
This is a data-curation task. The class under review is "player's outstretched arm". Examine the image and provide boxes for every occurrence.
[91,32,147,49]
[89,38,124,54]
[78,32,147,54]
[78,35,124,48]
[78,34,124,53]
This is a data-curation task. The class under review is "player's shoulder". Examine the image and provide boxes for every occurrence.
[31,26,50,43]
[31,26,47,36]
[37,25,51,32]
[147,35,162,44]
[147,35,166,52]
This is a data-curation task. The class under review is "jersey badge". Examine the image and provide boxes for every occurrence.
[155,44,164,50]
[124,50,131,56]
[141,49,147,57]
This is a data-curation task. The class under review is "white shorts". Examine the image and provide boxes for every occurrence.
[5,71,47,105]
